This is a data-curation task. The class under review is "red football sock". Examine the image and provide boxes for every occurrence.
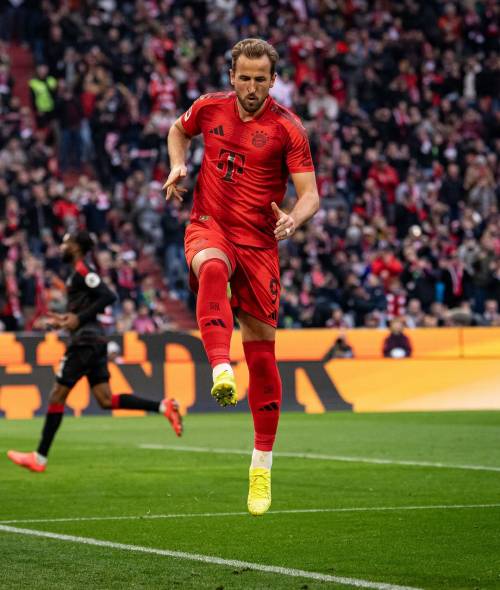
[243,340,282,452]
[197,259,233,367]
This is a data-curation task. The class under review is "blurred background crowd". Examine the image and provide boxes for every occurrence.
[0,0,498,334]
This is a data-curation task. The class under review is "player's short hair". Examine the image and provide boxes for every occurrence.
[72,230,95,255]
[231,38,279,76]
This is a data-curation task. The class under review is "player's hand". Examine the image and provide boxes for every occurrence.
[45,312,65,329]
[271,201,296,241]
[163,165,188,202]
[58,313,80,331]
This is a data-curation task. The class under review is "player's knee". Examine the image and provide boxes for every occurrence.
[96,395,112,409]
[97,397,111,409]
[48,385,69,405]
[198,257,229,282]
[92,385,112,409]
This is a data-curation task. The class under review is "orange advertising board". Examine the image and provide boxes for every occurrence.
[0,328,499,418]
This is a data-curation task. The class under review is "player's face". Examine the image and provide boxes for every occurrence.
[61,235,78,263]
[230,55,276,114]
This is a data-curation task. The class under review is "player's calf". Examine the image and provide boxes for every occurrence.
[106,390,183,437]
[244,339,282,514]
[196,258,237,405]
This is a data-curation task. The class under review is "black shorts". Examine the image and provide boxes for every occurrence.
[56,342,109,388]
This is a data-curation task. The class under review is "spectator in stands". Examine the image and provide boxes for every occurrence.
[405,299,425,329]
[115,298,137,333]
[161,199,188,298]
[383,319,413,359]
[324,333,355,360]
[483,300,500,326]
[439,163,463,221]
[326,307,352,329]
[371,247,404,290]
[56,84,83,172]
[132,303,156,334]
[0,1,498,333]
[445,301,482,327]
[29,64,57,128]
[0,259,21,330]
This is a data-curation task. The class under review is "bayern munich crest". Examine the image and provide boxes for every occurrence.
[251,130,268,148]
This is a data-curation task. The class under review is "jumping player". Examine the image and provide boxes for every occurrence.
[7,231,182,473]
[163,39,319,515]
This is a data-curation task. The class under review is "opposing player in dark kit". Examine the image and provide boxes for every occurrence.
[164,38,319,515]
[7,231,182,473]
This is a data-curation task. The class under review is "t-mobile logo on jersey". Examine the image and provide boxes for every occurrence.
[217,149,245,183]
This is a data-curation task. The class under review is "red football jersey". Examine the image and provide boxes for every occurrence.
[180,91,315,248]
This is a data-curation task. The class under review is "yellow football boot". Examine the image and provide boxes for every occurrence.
[210,370,238,407]
[247,467,271,516]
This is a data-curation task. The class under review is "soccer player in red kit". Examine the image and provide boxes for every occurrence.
[163,38,319,515]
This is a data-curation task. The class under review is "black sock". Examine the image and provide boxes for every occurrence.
[111,394,161,412]
[37,405,65,457]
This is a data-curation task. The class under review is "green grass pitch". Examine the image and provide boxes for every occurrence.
[1,411,499,589]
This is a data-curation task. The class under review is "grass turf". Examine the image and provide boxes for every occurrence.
[0,411,499,589]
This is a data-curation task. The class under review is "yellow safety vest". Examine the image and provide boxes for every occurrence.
[29,76,57,113]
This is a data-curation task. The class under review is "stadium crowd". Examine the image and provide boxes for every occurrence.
[0,0,499,333]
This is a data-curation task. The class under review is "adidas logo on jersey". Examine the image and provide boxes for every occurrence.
[209,125,224,136]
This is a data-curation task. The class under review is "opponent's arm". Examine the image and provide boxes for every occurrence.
[76,279,116,328]
[163,119,191,202]
[58,277,116,331]
[272,171,319,241]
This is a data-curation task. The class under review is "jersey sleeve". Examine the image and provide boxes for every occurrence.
[284,123,315,174]
[75,262,117,325]
[179,97,205,137]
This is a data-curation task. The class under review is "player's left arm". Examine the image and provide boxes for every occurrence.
[272,171,319,241]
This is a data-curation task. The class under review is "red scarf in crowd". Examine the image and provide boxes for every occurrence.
[5,273,21,318]
[448,262,463,297]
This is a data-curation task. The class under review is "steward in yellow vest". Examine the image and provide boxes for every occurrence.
[29,64,57,127]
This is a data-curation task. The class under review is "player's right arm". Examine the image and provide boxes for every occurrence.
[163,97,205,202]
[163,118,190,202]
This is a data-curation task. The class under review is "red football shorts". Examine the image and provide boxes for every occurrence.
[184,217,280,328]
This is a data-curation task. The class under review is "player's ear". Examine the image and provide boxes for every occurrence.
[269,72,277,88]
[229,69,235,87]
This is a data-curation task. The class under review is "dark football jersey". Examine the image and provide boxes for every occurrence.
[66,259,116,342]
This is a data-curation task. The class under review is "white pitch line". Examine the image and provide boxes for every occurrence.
[139,444,500,473]
[0,524,421,590]
[1,503,499,525]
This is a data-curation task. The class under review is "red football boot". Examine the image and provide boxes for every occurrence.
[7,451,46,473]
[164,399,183,437]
